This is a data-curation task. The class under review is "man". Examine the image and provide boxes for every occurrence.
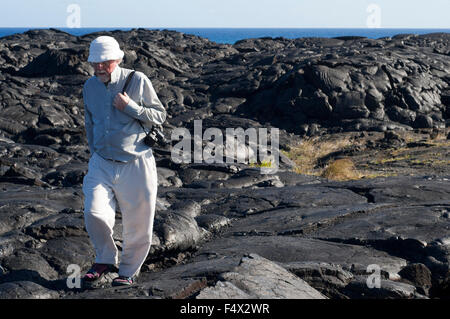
[82,36,166,286]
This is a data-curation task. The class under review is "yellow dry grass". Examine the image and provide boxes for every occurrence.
[282,135,362,180]
[249,160,273,168]
[321,158,361,181]
[371,155,411,165]
[283,129,449,181]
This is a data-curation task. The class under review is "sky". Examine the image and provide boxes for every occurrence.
[1,0,449,29]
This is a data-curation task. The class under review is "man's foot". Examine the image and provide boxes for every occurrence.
[83,263,114,282]
[112,276,134,286]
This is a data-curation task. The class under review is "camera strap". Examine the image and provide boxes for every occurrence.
[122,71,135,94]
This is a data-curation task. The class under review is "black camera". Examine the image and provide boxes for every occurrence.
[143,126,167,147]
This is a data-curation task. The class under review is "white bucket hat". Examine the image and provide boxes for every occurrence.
[88,36,125,63]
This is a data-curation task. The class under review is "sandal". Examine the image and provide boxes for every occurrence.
[112,276,134,286]
[83,263,113,282]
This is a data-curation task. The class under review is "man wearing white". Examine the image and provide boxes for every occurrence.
[82,36,166,286]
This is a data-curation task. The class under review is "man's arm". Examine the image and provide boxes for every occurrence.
[114,74,166,127]
[83,86,95,155]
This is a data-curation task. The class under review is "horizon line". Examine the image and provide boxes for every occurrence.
[1,26,450,30]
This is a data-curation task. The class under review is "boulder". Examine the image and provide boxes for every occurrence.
[18,48,91,77]
[197,254,327,299]
[0,281,60,299]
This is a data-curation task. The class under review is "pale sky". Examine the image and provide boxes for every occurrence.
[1,0,449,28]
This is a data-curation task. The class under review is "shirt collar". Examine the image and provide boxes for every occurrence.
[109,65,122,85]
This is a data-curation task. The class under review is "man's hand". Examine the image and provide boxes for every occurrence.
[113,92,130,111]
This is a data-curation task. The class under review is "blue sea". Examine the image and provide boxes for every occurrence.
[0,28,449,44]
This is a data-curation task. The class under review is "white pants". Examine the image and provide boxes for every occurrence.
[82,150,157,278]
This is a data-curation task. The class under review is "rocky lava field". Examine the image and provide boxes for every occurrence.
[0,29,449,299]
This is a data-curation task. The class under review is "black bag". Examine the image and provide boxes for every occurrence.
[122,71,167,147]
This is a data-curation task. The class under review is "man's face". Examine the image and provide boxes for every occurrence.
[91,60,120,83]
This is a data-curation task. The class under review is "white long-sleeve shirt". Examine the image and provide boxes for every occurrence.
[83,66,166,162]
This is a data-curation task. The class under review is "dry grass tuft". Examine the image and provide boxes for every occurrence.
[282,135,356,176]
[321,158,361,181]
[249,160,273,168]
[283,129,450,181]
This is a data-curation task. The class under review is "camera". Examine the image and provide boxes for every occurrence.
[143,126,167,147]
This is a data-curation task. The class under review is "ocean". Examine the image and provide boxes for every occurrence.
[0,28,449,44]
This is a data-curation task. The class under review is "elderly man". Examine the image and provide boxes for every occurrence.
[82,36,166,286]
